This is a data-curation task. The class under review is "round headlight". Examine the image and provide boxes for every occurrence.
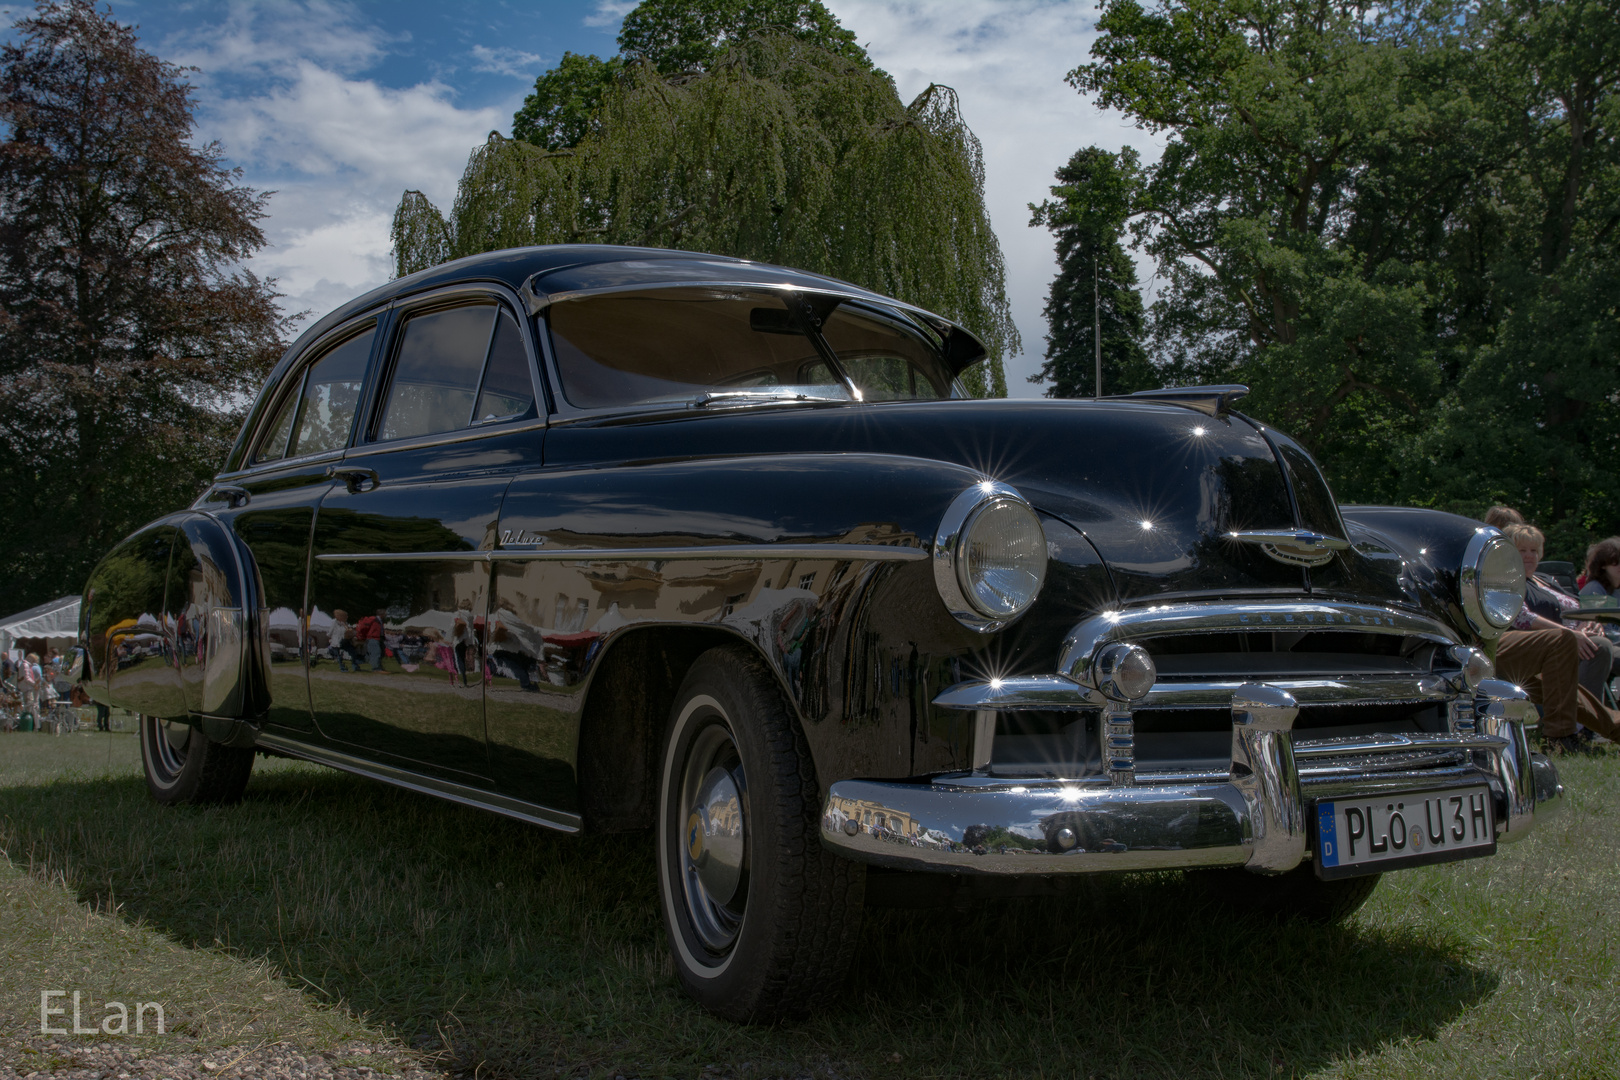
[934,481,1048,632]
[1460,529,1524,638]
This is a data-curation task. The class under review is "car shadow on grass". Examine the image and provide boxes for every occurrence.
[0,763,1498,1079]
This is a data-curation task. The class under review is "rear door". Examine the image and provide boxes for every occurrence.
[305,284,546,782]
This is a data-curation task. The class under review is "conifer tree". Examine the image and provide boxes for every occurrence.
[1029,147,1152,398]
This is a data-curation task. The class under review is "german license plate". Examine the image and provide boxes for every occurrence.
[1314,786,1495,880]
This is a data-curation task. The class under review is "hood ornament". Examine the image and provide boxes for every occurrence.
[1228,530,1349,568]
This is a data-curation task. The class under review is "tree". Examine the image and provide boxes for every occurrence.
[617,0,867,74]
[511,52,623,151]
[1029,146,1154,398]
[1067,0,1620,553]
[0,0,288,612]
[402,19,1014,396]
[1072,0,1453,494]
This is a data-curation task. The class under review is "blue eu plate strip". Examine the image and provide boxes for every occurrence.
[1318,802,1340,867]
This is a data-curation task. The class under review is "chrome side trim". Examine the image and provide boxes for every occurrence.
[255,732,582,833]
[313,543,928,564]
[1059,600,1459,685]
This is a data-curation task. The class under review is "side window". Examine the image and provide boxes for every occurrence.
[290,329,373,457]
[379,305,493,442]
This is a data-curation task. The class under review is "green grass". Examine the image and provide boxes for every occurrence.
[2,729,1617,1078]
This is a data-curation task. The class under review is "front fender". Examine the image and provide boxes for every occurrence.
[1336,506,1500,645]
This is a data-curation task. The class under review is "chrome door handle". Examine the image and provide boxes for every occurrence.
[326,466,381,493]
[211,484,250,508]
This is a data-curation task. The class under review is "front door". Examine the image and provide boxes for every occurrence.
[306,288,545,782]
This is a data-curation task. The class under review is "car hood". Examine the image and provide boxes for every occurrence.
[546,398,1396,607]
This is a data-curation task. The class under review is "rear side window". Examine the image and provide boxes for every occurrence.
[254,326,374,463]
[377,302,537,442]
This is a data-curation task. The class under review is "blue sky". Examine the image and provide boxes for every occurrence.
[6,1,1156,396]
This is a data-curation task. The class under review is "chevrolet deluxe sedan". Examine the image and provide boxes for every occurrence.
[80,245,1562,1021]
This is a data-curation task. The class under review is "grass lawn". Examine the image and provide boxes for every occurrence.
[1,727,1616,1078]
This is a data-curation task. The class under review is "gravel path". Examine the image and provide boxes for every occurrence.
[0,1038,453,1080]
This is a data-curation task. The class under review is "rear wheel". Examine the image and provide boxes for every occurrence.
[139,715,255,805]
[657,646,864,1021]
[1192,863,1381,923]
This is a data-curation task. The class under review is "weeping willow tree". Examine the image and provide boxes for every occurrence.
[391,35,1015,395]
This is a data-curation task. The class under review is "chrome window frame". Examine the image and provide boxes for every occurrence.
[528,279,965,425]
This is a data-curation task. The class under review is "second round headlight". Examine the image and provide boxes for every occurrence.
[1460,530,1524,637]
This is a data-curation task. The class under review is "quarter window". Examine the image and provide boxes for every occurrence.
[292,330,372,457]
[377,302,536,443]
[474,310,536,423]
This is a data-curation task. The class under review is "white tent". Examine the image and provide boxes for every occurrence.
[0,595,80,655]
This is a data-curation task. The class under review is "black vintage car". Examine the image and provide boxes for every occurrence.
[80,245,1561,1020]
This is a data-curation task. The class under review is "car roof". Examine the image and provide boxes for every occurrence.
[293,244,971,351]
[229,245,990,473]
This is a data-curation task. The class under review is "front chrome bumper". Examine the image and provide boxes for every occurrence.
[820,677,1563,876]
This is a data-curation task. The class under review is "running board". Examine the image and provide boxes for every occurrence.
[254,732,582,834]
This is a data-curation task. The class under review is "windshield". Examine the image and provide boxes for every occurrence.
[545,287,955,410]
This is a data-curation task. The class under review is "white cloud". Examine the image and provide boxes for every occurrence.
[151,3,515,336]
[470,44,544,80]
[827,0,1162,397]
[159,0,394,79]
[584,1,638,31]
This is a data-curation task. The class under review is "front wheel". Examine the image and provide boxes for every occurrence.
[658,646,864,1022]
[139,715,254,805]
[1191,862,1381,923]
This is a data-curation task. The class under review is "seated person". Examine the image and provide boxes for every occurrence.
[1483,505,1525,529]
[1581,537,1620,600]
[1579,536,1620,688]
[1495,523,1620,750]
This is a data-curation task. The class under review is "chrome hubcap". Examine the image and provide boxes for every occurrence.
[676,722,747,953]
[153,717,190,775]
